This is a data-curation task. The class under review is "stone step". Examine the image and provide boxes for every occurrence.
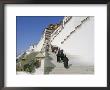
[46,52,94,74]
[49,66,94,74]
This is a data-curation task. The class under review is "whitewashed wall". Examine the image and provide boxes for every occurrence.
[51,17,94,66]
[25,34,45,55]
[35,34,45,52]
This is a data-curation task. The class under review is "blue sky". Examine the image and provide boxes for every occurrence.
[16,16,64,56]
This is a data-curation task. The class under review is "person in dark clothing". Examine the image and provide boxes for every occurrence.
[60,50,65,62]
[51,46,54,52]
[63,55,69,69]
[56,49,61,62]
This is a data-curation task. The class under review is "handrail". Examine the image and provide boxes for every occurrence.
[50,16,72,43]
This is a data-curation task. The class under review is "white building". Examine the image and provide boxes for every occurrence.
[25,31,46,54]
[17,16,94,74]
[51,16,94,66]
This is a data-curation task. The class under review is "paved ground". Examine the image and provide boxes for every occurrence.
[44,51,94,74]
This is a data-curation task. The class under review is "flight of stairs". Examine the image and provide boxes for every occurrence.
[45,52,94,74]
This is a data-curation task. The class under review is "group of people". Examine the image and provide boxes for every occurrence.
[51,45,69,69]
[56,49,69,69]
[51,45,58,54]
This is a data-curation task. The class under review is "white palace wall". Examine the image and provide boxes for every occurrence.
[35,34,45,52]
[25,33,45,54]
[51,16,94,66]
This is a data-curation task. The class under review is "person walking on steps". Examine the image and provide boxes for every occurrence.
[63,55,69,69]
[60,50,65,62]
[56,49,61,62]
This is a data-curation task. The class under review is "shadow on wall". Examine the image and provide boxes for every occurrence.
[66,54,94,66]
[67,64,72,69]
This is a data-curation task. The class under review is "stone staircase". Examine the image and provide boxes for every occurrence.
[45,52,94,74]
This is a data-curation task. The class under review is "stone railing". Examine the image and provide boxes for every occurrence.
[50,25,63,42]
[50,16,72,43]
[63,16,72,25]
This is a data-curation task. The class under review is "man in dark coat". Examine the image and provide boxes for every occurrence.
[63,55,69,69]
[56,49,61,62]
[51,46,54,52]
[60,50,65,62]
